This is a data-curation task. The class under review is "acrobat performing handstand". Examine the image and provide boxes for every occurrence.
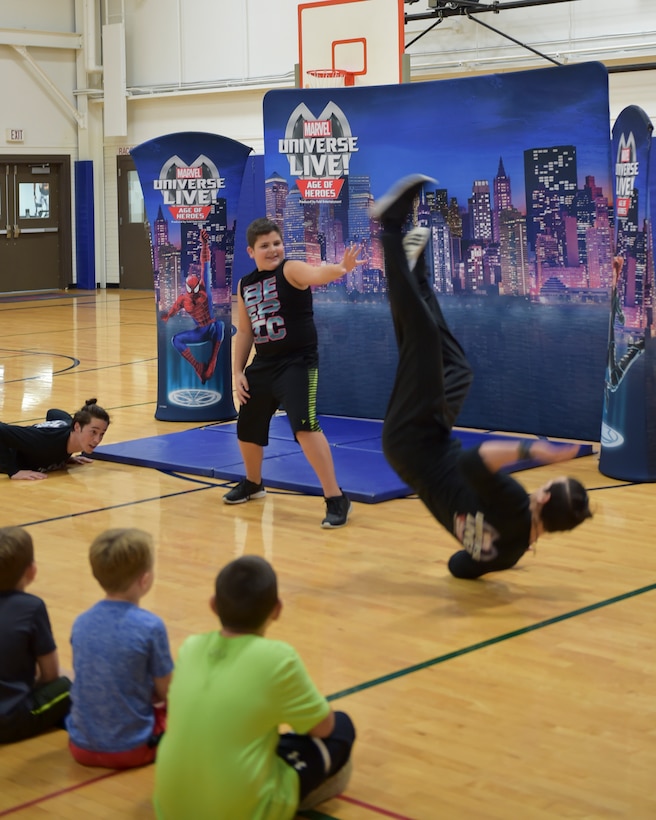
[372,175,592,579]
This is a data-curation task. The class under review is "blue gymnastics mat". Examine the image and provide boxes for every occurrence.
[92,414,594,504]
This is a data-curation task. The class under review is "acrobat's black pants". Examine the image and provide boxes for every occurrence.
[381,227,473,506]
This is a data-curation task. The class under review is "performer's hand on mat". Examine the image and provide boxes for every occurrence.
[235,372,251,405]
[10,470,48,481]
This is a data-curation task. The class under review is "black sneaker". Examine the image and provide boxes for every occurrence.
[223,479,266,505]
[321,492,352,528]
[370,174,437,224]
[402,227,431,271]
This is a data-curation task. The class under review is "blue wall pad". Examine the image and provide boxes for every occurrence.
[92,416,594,504]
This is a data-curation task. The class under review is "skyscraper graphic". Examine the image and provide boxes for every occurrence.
[469,180,492,243]
[499,208,529,296]
[524,145,578,252]
[154,205,169,272]
[492,157,512,244]
[265,171,289,232]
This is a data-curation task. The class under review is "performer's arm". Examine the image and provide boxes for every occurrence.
[232,291,255,405]
[478,440,580,474]
[284,244,363,288]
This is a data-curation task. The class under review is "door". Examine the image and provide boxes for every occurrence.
[0,158,71,293]
[117,154,153,289]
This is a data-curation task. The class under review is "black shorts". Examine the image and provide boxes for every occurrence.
[237,348,323,445]
[276,711,355,800]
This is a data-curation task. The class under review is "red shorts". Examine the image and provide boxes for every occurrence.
[69,704,166,769]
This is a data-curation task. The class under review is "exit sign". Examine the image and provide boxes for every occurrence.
[6,129,24,142]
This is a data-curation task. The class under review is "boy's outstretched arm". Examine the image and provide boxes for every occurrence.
[284,245,364,288]
[478,440,581,475]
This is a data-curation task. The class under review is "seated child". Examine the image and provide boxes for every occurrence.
[67,528,173,769]
[153,555,356,819]
[0,526,71,744]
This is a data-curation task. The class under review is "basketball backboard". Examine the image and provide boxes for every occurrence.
[298,0,405,88]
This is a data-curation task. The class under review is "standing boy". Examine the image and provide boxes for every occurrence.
[67,528,173,768]
[153,555,356,819]
[0,526,71,743]
[373,175,592,579]
[223,218,362,528]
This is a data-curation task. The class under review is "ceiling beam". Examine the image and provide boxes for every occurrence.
[405,0,580,24]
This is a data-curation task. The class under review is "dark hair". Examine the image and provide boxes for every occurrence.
[541,477,592,533]
[0,527,34,590]
[246,218,282,249]
[215,555,278,632]
[72,398,110,429]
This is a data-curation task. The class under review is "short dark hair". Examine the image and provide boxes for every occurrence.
[246,218,282,249]
[541,477,592,533]
[215,555,278,632]
[72,398,110,429]
[0,527,34,591]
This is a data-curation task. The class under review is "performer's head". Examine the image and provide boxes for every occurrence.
[539,477,592,532]
[246,219,284,273]
[70,398,110,453]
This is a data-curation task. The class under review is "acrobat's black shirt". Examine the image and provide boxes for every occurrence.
[0,420,72,477]
[401,441,532,579]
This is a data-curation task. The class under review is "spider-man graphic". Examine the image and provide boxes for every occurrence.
[161,228,224,384]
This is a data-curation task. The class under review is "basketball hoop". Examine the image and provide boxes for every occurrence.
[305,68,355,88]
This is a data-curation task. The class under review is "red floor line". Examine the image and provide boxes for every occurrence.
[0,773,413,819]
[337,793,416,820]
[0,770,120,817]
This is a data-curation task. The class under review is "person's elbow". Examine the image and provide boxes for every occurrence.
[307,708,335,738]
[153,672,172,703]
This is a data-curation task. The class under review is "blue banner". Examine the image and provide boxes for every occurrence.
[261,62,613,440]
[131,133,252,421]
[599,106,656,480]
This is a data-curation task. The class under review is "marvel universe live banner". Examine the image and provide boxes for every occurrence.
[599,106,656,480]
[131,133,252,422]
[261,62,613,441]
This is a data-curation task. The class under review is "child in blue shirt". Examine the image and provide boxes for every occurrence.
[67,527,173,768]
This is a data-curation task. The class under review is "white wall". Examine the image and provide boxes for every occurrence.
[1,0,655,286]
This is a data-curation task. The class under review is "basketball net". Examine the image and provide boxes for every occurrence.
[305,68,355,88]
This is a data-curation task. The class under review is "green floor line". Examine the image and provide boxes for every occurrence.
[327,581,656,701]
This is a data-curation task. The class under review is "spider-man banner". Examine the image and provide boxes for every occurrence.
[131,133,252,421]
[599,106,656,480]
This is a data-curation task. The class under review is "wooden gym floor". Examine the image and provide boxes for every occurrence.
[0,290,654,820]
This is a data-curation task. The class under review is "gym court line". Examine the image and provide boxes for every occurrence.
[326,581,656,702]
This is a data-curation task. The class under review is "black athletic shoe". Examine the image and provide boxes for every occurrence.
[223,479,266,504]
[402,227,431,271]
[370,174,437,224]
[321,492,352,528]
